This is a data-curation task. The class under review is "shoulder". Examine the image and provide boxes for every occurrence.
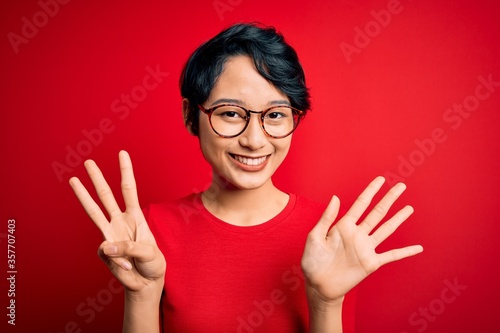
[280,193,326,231]
[291,193,327,215]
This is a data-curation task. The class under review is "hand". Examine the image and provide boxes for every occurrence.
[301,176,423,305]
[69,151,166,295]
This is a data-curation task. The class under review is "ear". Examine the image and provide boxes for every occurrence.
[182,98,195,135]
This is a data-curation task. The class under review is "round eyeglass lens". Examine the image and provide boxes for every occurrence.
[210,105,248,137]
[210,105,297,137]
[262,106,296,137]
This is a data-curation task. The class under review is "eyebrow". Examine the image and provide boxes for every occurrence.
[210,98,291,107]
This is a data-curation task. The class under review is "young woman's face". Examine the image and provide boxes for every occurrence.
[197,55,293,190]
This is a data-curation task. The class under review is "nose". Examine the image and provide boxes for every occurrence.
[238,113,267,150]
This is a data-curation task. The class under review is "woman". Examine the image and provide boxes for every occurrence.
[69,23,422,332]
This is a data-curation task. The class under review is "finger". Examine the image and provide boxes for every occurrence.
[69,177,110,231]
[378,244,424,266]
[310,195,340,237]
[84,159,123,219]
[119,151,141,211]
[100,240,157,263]
[359,182,407,234]
[344,176,385,223]
[371,205,414,246]
[98,246,133,271]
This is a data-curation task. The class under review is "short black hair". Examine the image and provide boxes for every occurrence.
[179,22,310,136]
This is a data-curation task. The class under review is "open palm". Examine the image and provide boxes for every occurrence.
[302,177,423,302]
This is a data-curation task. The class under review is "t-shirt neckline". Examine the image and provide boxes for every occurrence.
[194,192,297,233]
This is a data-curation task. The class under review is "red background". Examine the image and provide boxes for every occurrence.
[1,0,499,332]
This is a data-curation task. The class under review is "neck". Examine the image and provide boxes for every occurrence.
[201,172,289,226]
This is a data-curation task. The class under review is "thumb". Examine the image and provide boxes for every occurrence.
[310,195,340,238]
[98,240,158,263]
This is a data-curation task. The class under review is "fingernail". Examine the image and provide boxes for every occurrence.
[122,261,132,270]
[104,244,117,255]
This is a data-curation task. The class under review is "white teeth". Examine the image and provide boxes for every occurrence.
[233,155,267,166]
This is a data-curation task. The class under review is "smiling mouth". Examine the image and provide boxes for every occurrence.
[230,154,269,166]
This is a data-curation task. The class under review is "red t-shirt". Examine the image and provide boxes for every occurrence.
[146,193,355,332]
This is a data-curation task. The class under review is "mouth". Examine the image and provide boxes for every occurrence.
[229,153,269,166]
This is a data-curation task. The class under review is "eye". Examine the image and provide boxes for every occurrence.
[266,112,286,119]
[212,105,247,122]
[220,111,242,118]
[265,107,293,121]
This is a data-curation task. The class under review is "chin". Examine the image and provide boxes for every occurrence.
[213,172,269,191]
[232,174,273,191]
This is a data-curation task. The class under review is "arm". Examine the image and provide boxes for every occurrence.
[122,286,163,333]
[302,177,424,332]
[70,151,166,333]
[306,289,343,333]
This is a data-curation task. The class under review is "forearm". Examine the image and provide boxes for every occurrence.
[307,286,344,333]
[123,288,163,333]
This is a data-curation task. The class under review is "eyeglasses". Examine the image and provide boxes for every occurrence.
[198,103,305,138]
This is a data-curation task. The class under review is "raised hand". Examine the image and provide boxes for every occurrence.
[302,176,423,305]
[69,151,166,294]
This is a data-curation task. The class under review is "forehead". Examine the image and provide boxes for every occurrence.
[206,55,289,108]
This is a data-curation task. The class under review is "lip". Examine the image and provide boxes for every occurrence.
[229,153,270,172]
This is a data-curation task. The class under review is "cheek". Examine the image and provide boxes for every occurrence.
[274,137,292,157]
[198,117,216,156]
[198,130,229,163]
[199,135,216,162]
